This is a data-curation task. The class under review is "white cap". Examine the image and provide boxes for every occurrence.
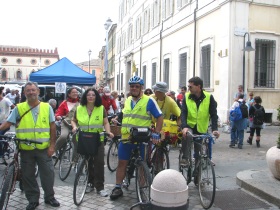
[151,169,188,207]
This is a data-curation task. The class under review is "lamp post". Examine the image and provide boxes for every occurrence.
[104,18,112,86]
[242,32,255,90]
[88,49,92,73]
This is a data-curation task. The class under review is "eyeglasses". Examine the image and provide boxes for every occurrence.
[187,86,193,89]
[87,94,96,97]
[130,85,141,89]
[146,92,151,94]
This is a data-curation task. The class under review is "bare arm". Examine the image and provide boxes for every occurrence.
[47,121,56,157]
[0,121,12,131]
[155,115,163,133]
[103,117,114,139]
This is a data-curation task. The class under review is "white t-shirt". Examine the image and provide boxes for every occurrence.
[5,93,16,104]
[0,98,13,123]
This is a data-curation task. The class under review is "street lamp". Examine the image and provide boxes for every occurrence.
[242,32,255,90]
[104,18,112,86]
[88,49,92,73]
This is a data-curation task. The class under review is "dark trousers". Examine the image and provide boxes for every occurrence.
[88,142,105,191]
[21,148,55,203]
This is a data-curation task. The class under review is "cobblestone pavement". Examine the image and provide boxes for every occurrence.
[1,125,280,209]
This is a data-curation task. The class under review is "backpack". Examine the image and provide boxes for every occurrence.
[238,101,248,118]
[230,106,242,121]
[253,105,265,125]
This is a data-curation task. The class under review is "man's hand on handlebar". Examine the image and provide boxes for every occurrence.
[212,130,220,139]
[182,128,189,138]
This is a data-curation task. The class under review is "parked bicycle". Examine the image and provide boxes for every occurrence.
[178,131,216,209]
[121,127,152,203]
[73,131,110,206]
[0,134,42,210]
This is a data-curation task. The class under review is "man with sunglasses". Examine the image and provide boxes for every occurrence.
[180,77,220,166]
[110,76,163,200]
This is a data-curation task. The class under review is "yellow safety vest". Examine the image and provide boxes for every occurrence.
[76,105,105,142]
[185,91,210,133]
[16,102,50,150]
[121,95,151,139]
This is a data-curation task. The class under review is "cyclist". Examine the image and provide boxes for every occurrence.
[54,87,79,162]
[151,81,181,124]
[110,76,163,200]
[180,77,220,166]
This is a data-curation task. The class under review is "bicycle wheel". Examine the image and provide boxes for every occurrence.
[0,162,15,210]
[107,139,119,172]
[73,158,88,206]
[135,161,152,203]
[59,142,73,181]
[198,157,216,209]
[152,147,170,174]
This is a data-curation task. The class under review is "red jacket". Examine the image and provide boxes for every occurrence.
[101,95,117,113]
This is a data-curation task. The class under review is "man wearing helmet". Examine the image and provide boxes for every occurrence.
[110,76,163,200]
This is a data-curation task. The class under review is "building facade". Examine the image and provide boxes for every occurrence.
[114,0,280,123]
[76,58,102,86]
[0,45,59,82]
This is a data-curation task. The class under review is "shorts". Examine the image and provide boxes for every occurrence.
[118,141,145,161]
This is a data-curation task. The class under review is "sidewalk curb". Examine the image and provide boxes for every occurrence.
[236,169,280,208]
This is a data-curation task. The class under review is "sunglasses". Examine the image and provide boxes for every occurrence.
[130,85,141,89]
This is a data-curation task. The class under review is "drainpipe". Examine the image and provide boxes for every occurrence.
[193,0,198,77]
[118,29,122,95]
[140,37,143,77]
[159,21,163,81]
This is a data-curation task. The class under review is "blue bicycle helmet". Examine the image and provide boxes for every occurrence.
[128,76,144,85]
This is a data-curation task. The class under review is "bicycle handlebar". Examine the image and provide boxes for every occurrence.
[186,131,216,142]
[0,135,43,145]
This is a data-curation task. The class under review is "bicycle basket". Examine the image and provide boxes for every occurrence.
[110,125,122,136]
[77,131,100,156]
[130,127,151,143]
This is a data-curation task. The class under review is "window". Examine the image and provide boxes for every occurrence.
[1,69,7,80]
[151,0,160,28]
[16,58,22,64]
[127,24,133,46]
[142,65,147,88]
[254,39,275,88]
[16,70,22,80]
[200,44,211,88]
[1,58,7,64]
[162,0,173,20]
[152,62,157,85]
[121,73,124,92]
[117,74,120,91]
[179,52,187,88]
[31,59,37,65]
[163,58,170,88]
[44,59,50,65]
[143,8,150,34]
[177,0,188,9]
[135,15,141,39]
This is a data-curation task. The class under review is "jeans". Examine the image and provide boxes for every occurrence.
[230,122,244,145]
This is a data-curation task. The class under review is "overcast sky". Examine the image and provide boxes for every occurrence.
[1,0,119,63]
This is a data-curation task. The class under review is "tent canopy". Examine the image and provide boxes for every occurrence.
[29,57,96,85]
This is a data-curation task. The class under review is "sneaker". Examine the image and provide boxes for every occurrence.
[97,189,108,197]
[229,144,235,148]
[180,158,188,166]
[110,187,123,200]
[210,160,215,166]
[238,144,243,149]
[85,183,94,193]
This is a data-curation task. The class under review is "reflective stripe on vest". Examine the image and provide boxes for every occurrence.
[121,95,151,139]
[16,102,50,150]
[185,91,210,133]
[76,105,104,141]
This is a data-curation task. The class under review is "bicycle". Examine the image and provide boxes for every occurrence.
[0,134,42,210]
[121,127,152,203]
[106,121,121,172]
[178,131,216,209]
[146,137,170,180]
[73,131,109,206]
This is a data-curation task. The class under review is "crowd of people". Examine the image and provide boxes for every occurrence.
[0,76,266,209]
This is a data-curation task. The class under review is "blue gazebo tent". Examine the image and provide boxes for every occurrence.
[29,57,96,85]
